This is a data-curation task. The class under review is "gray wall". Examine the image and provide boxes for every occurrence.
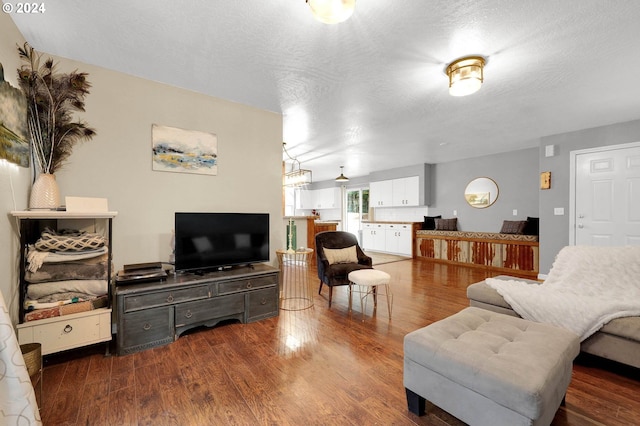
[310,148,539,244]
[539,119,640,273]
[429,148,539,233]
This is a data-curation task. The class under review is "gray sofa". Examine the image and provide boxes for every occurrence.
[467,275,640,369]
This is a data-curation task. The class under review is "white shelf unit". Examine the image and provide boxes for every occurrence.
[11,211,117,355]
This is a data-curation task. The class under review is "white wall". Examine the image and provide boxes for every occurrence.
[0,12,285,323]
[1,13,31,324]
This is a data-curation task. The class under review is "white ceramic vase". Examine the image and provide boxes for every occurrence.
[29,173,60,209]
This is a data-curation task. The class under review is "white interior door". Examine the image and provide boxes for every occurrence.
[571,142,640,246]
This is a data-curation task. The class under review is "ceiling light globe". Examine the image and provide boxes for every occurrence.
[307,0,356,24]
[449,78,482,97]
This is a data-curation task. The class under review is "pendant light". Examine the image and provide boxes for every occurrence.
[335,166,349,182]
[282,143,312,187]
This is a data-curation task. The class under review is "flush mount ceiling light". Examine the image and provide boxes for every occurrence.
[283,143,312,187]
[335,166,349,182]
[446,56,486,97]
[306,0,356,24]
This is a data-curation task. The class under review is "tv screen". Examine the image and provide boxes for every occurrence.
[175,212,269,273]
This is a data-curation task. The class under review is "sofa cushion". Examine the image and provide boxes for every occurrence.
[468,276,640,343]
[467,276,540,310]
[422,215,441,230]
[524,216,539,235]
[500,220,527,234]
[600,316,640,341]
[435,218,457,231]
[324,262,371,280]
[324,245,358,265]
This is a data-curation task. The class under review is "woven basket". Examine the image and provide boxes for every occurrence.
[20,343,42,377]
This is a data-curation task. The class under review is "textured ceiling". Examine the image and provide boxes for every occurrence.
[9,0,640,181]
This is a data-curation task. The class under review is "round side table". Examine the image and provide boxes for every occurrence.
[277,248,314,310]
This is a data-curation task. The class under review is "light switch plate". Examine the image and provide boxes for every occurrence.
[545,144,556,157]
[554,207,564,215]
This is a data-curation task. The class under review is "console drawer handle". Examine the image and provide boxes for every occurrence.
[143,323,152,331]
[63,324,73,334]
[185,310,193,319]
[260,298,267,305]
[166,294,174,303]
[246,282,253,289]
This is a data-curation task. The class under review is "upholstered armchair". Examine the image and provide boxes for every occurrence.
[315,231,373,307]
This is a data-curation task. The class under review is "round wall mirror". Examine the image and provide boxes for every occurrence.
[464,177,499,208]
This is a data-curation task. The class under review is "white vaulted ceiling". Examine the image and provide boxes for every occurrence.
[9,0,640,181]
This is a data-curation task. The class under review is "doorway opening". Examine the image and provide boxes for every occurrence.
[345,187,369,244]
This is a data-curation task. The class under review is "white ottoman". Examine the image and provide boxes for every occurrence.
[404,307,580,426]
[348,269,392,319]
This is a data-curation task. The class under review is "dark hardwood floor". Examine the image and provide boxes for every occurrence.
[39,259,640,425]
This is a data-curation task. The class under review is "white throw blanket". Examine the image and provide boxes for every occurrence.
[485,245,640,341]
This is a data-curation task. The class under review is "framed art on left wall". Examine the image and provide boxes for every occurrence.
[0,63,29,167]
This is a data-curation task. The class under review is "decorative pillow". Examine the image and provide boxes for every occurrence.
[524,217,539,235]
[323,246,358,265]
[500,220,527,234]
[435,218,458,231]
[423,215,442,230]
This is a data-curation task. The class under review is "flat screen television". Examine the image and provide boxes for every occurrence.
[174,212,269,273]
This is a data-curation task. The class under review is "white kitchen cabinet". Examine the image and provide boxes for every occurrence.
[370,180,393,207]
[371,176,420,207]
[362,223,386,252]
[295,188,340,210]
[295,188,313,209]
[392,176,420,206]
[313,187,341,209]
[363,222,416,256]
[384,223,413,256]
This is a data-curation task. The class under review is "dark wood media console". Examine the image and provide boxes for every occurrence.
[115,264,279,355]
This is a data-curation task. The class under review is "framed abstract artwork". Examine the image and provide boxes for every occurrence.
[0,65,29,167]
[151,124,218,175]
